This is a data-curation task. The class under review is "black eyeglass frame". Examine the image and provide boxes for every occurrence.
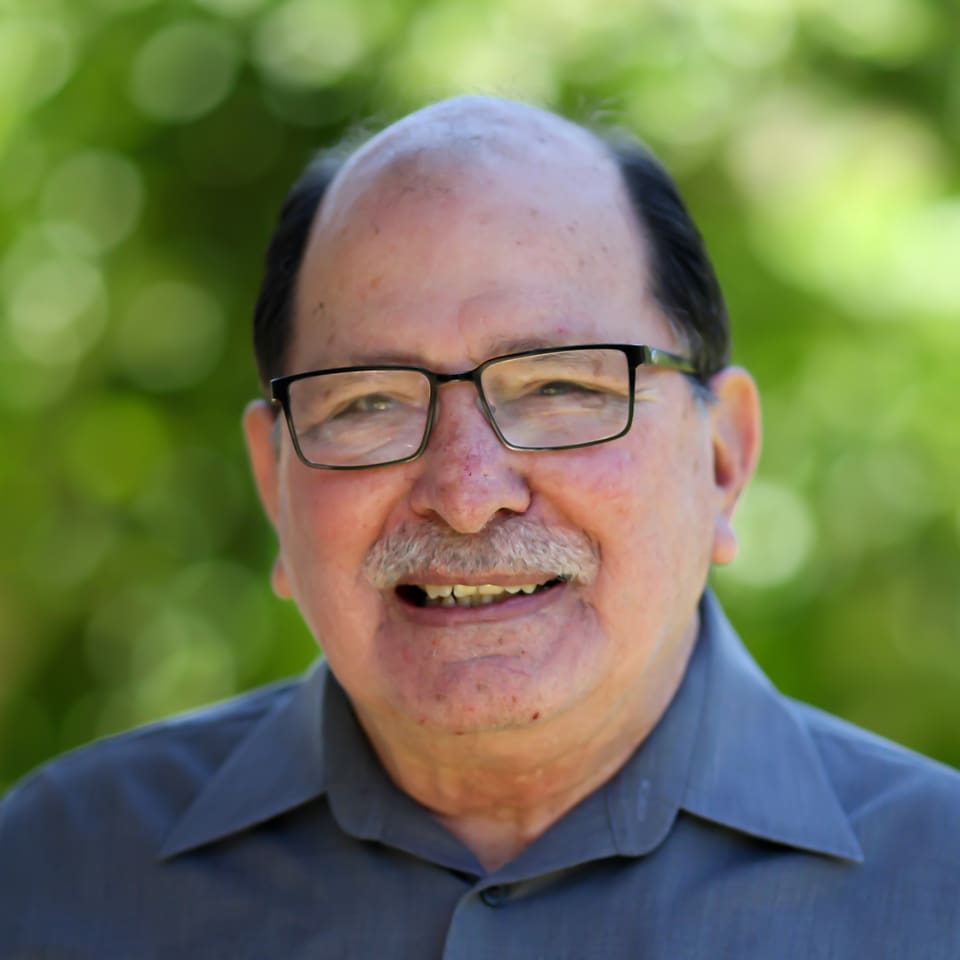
[270,343,699,470]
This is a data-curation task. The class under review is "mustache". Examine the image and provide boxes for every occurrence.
[362,518,599,588]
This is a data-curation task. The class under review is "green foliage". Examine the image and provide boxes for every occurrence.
[2,0,958,789]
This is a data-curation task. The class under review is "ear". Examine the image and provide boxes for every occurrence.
[706,367,761,566]
[242,399,291,598]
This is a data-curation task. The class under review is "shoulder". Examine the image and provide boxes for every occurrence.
[791,698,960,867]
[0,678,297,868]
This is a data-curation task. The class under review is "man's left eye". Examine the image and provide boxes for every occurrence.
[357,394,395,411]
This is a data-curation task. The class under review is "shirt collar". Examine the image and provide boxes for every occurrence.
[160,591,862,864]
[675,591,863,861]
[159,660,329,859]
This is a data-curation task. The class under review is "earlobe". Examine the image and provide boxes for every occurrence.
[712,517,739,565]
[706,367,761,566]
[270,554,292,599]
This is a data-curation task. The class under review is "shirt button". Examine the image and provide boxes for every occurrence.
[480,885,508,907]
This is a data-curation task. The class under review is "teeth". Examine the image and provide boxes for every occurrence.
[423,584,453,599]
[415,582,550,607]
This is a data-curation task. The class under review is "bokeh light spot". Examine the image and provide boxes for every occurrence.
[0,16,74,130]
[626,63,734,148]
[253,0,377,88]
[389,3,556,104]
[41,151,144,253]
[127,605,236,724]
[6,257,107,366]
[112,281,225,391]
[696,0,795,69]
[129,21,240,123]
[728,95,946,317]
[811,0,933,64]
[890,201,960,315]
[724,479,817,587]
[822,448,941,557]
[168,561,275,675]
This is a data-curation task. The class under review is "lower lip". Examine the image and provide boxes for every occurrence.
[390,582,568,626]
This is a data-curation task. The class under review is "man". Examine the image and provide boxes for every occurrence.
[1,96,958,957]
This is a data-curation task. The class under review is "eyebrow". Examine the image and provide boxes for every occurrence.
[521,350,598,367]
[331,336,564,368]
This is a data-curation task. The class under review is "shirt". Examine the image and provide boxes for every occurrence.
[1,591,958,959]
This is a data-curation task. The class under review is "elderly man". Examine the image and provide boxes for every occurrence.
[1,97,958,958]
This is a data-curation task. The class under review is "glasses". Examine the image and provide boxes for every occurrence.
[271,343,698,470]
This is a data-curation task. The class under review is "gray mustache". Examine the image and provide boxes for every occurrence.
[363,519,599,588]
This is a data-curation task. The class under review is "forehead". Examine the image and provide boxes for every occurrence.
[290,102,667,369]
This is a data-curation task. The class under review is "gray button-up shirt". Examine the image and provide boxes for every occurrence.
[2,592,959,958]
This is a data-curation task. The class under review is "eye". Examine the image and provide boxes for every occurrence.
[533,380,602,397]
[333,393,398,418]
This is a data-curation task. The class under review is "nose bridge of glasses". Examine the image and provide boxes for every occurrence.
[433,367,484,389]
[428,368,501,443]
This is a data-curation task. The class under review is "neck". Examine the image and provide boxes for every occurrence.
[352,619,697,873]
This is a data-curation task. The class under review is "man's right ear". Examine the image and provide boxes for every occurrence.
[242,399,281,527]
[243,400,292,598]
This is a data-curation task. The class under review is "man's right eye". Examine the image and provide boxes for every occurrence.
[331,393,397,418]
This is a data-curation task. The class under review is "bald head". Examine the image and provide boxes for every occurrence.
[332,96,608,188]
[252,96,729,389]
[316,97,625,245]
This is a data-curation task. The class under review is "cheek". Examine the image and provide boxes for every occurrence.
[535,423,713,582]
[537,434,670,532]
[276,470,404,667]
[277,466,402,596]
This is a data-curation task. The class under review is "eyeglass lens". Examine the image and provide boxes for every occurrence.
[286,348,633,467]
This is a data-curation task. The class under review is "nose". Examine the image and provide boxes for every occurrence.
[407,383,531,534]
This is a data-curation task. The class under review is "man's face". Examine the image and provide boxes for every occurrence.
[246,123,751,740]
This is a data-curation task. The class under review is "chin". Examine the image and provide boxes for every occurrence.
[415,702,550,737]
[393,658,575,736]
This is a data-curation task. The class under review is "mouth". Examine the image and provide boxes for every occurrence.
[396,576,568,609]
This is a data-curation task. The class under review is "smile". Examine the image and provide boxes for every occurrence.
[397,578,566,608]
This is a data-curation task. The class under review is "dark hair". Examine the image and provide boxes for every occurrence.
[252,137,729,391]
[606,141,729,381]
[253,154,340,391]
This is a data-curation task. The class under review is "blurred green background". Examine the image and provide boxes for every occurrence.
[1,0,959,791]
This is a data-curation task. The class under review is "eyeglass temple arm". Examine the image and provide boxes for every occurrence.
[643,346,699,376]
